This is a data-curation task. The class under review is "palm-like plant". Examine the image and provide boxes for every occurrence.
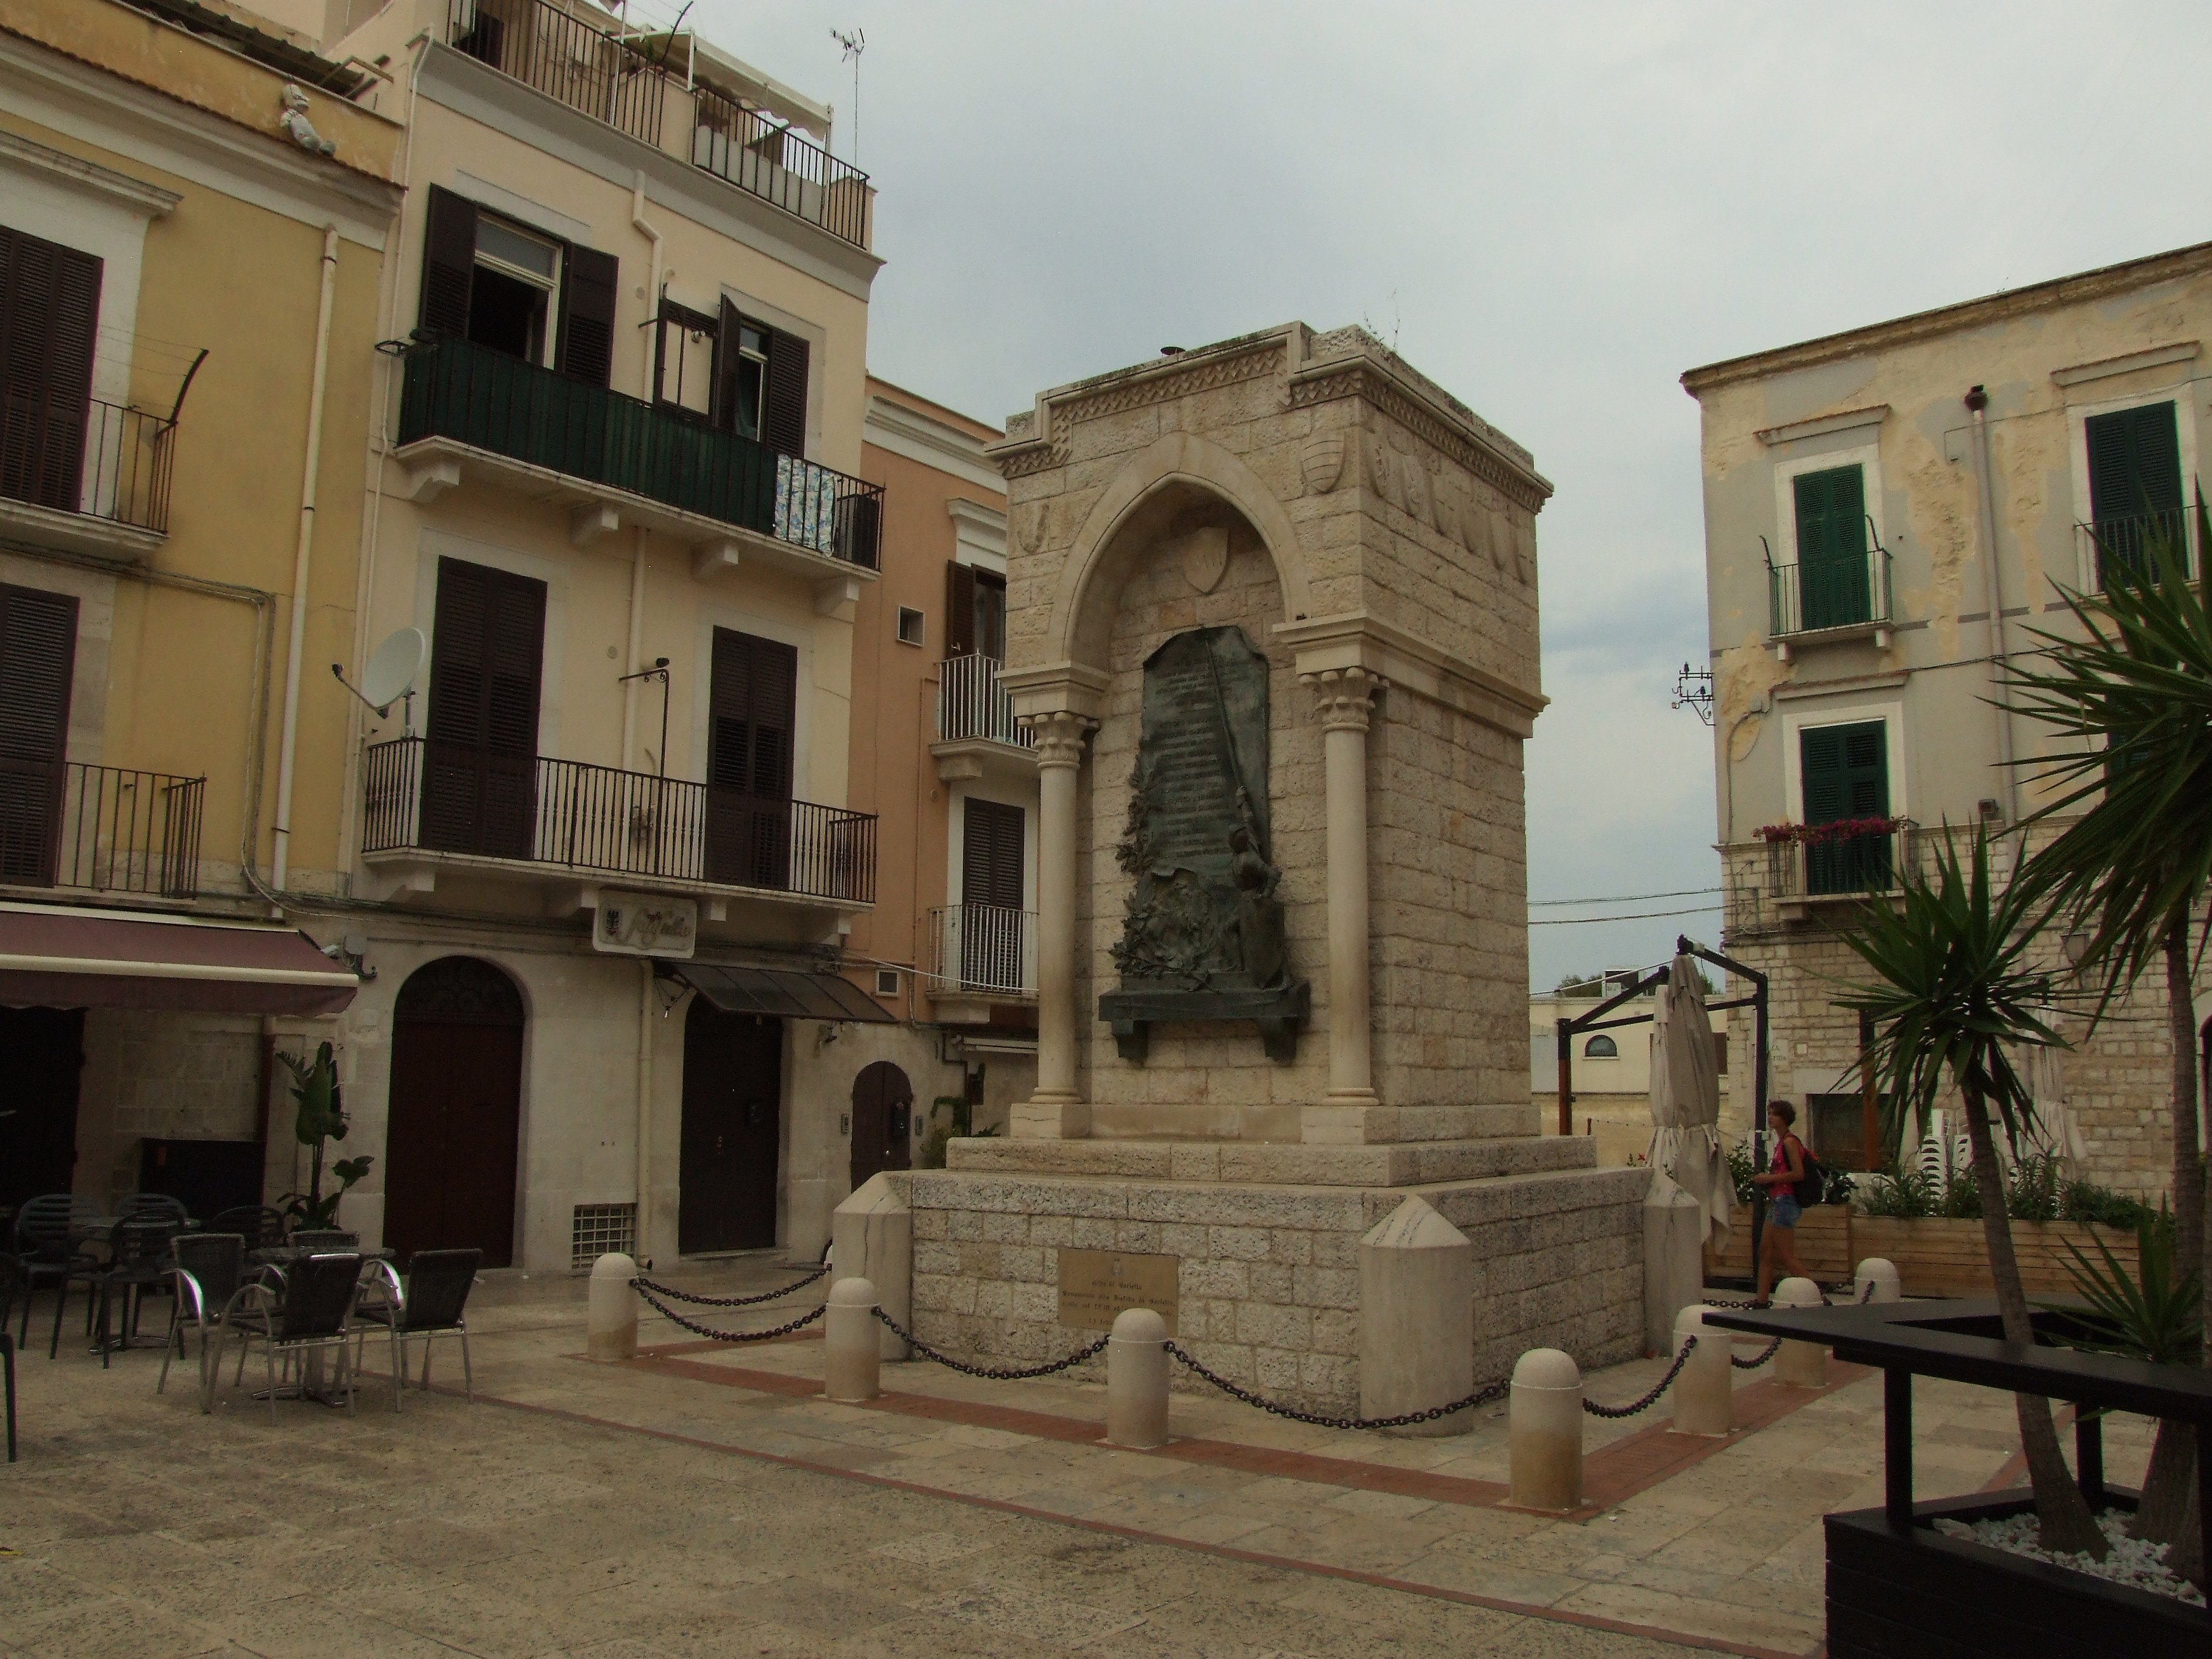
[2003,502,2212,1564]
[1835,824,2107,1557]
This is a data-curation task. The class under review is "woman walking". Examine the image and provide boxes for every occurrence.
[1753,1100,1812,1305]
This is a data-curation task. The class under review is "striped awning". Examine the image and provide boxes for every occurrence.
[674,963,894,1023]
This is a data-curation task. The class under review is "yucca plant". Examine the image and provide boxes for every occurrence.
[1834,824,2106,1556]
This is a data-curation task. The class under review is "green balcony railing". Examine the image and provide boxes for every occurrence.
[397,337,882,569]
[1767,537,1892,637]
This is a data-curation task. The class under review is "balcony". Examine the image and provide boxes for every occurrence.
[359,736,875,908]
[0,760,205,899]
[394,338,882,598]
[1764,820,1915,918]
[1766,538,1894,658]
[926,903,1038,1017]
[442,0,874,252]
[932,654,1036,783]
[2074,508,2197,591]
[0,393,177,563]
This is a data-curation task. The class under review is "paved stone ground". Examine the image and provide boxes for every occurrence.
[0,1259,2153,1659]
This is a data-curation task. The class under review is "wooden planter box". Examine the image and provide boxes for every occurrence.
[1829,1490,2208,1659]
[1703,1211,2140,1296]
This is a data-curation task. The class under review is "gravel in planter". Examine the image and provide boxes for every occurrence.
[1931,1512,2205,1608]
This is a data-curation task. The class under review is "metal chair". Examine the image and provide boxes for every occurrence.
[209,1252,367,1423]
[352,1248,481,1408]
[85,1215,185,1366]
[159,1233,245,1396]
[0,1252,22,1461]
[207,1206,288,1249]
[10,1194,99,1348]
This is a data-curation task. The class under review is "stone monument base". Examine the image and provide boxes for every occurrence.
[898,1122,1648,1416]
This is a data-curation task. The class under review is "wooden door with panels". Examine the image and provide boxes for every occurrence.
[679,1002,783,1253]
[848,1061,913,1193]
[420,557,545,861]
[704,628,797,890]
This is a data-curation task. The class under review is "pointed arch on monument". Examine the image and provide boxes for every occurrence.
[1050,432,1315,672]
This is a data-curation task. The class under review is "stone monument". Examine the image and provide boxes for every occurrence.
[873,325,1646,1414]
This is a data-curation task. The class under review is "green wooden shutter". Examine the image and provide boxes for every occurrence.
[1800,720,1891,895]
[1792,465,1870,630]
[2085,402,2182,583]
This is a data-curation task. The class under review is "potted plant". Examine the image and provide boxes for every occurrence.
[278,1041,373,1230]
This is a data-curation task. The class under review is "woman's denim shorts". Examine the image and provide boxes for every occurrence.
[1771,1195,1803,1228]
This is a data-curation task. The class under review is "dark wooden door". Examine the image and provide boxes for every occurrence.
[0,226,101,515]
[960,798,1025,990]
[704,628,796,888]
[679,1002,782,1252]
[0,582,76,885]
[848,1061,913,1192]
[422,557,544,860]
[0,1006,83,1211]
[384,957,524,1266]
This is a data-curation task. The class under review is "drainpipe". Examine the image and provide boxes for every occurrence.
[1965,386,2019,823]
[623,174,664,771]
[271,223,342,892]
[635,958,655,1264]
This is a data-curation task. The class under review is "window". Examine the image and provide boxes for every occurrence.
[1799,720,1891,895]
[945,563,1007,660]
[0,582,79,884]
[0,224,101,516]
[1808,1093,1881,1173]
[469,214,561,367]
[874,968,901,997]
[653,298,719,421]
[418,187,618,386]
[895,607,925,646]
[1712,1031,1729,1076]
[422,558,546,860]
[2085,401,2183,586]
[1582,1034,1618,1059]
[1791,464,1872,630]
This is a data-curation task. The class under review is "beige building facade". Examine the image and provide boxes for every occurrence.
[1530,988,1735,1169]
[1684,244,2212,1193]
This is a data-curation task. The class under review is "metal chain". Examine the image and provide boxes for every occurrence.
[1583,1336,1698,1419]
[872,1308,1110,1380]
[1731,1337,1784,1371]
[1161,1341,1509,1429]
[631,1280,827,1343]
[630,1264,830,1307]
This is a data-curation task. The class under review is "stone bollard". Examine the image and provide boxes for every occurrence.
[1669,1304,1732,1436]
[823,1277,881,1402]
[833,1173,913,1361]
[1358,1194,1476,1436]
[1854,1258,1901,1304]
[1105,1308,1170,1449]
[1773,1277,1827,1388]
[586,1252,639,1362]
[1508,1349,1583,1511]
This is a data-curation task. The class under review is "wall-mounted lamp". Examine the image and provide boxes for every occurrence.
[618,656,672,776]
[2060,929,2093,969]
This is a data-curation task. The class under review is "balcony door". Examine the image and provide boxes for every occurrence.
[2086,401,2182,585]
[960,798,1025,992]
[705,628,796,888]
[422,557,544,861]
[1800,720,1890,895]
[1792,465,1870,631]
[0,226,100,518]
[0,582,76,885]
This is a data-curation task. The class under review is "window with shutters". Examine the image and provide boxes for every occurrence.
[1798,720,1892,895]
[0,582,79,885]
[959,797,1027,991]
[421,558,545,861]
[2085,401,2183,586]
[708,303,807,453]
[1790,465,1872,630]
[705,628,798,888]
[418,188,618,386]
[942,563,1006,661]
[0,224,103,516]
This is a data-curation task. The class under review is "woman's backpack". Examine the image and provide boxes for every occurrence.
[1790,1137,1828,1206]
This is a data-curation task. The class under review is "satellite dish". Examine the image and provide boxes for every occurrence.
[360,628,426,710]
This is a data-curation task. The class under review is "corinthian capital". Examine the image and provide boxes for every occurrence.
[1303,667,1382,733]
[1023,710,1095,768]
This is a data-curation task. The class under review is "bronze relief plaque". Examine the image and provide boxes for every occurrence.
[1056,1248,1180,1334]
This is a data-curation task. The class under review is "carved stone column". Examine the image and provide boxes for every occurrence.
[1014,710,1093,1138]
[1306,668,1381,1113]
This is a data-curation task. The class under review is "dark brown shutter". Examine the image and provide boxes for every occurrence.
[711,297,744,430]
[762,327,809,457]
[944,562,977,658]
[706,628,798,887]
[0,226,103,513]
[422,557,543,859]
[557,244,620,386]
[0,582,78,884]
[961,798,1025,910]
[419,187,478,340]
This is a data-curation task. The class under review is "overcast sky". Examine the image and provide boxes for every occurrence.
[671,0,2212,987]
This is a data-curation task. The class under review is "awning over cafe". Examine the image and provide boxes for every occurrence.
[0,904,359,1017]
[674,962,894,1023]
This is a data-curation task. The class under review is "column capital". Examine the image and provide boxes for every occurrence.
[1022,710,1095,769]
[1303,667,1383,733]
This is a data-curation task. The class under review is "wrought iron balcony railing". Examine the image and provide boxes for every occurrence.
[0,394,177,535]
[2074,507,2197,590]
[692,86,871,250]
[1766,821,1916,902]
[1766,535,1893,638]
[935,654,1033,749]
[0,760,204,897]
[361,736,875,904]
[397,337,883,569]
[927,903,1037,998]
[448,0,667,146]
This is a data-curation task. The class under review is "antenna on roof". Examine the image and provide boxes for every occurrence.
[831,26,864,164]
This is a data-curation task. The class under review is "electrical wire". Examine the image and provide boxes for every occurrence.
[1530,885,1721,908]
[1528,903,1721,927]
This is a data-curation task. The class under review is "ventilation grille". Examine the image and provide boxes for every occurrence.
[571,1202,636,1272]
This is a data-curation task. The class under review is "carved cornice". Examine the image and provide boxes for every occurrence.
[1056,343,1280,427]
[1303,667,1382,734]
[1022,710,1095,768]
[1279,610,1545,740]
[1288,363,1552,513]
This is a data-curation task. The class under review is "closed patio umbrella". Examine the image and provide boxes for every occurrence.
[1644,952,1731,1351]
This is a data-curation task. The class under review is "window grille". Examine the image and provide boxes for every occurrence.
[571,1202,635,1271]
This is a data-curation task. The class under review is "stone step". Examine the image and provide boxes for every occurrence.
[942,1131,1597,1187]
[1299,1102,1538,1144]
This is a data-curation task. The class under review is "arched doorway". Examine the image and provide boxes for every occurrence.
[849,1061,913,1191]
[679,1001,782,1253]
[385,956,524,1266]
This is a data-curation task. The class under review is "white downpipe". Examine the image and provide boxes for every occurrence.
[271,223,341,893]
[623,173,664,770]
[635,957,655,1262]
[1967,388,2019,823]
